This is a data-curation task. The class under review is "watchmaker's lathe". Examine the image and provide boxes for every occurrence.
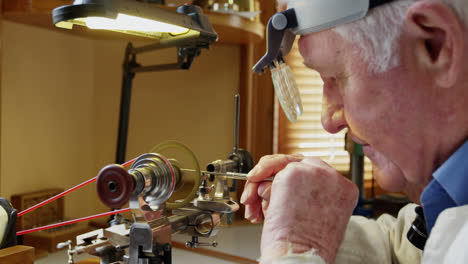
[63,95,254,264]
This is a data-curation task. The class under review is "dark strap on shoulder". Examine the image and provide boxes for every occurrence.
[407,206,428,251]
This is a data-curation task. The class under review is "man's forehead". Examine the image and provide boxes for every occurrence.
[299,31,346,73]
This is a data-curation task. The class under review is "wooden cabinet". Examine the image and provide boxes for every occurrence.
[0,246,35,264]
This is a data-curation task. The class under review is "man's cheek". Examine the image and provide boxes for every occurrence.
[371,155,407,192]
[343,106,371,132]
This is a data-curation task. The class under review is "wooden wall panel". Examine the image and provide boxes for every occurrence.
[237,0,276,218]
[239,0,276,163]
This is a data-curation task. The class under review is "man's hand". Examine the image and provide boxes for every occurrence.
[241,155,359,264]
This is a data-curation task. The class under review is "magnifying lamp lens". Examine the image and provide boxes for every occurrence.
[271,61,303,123]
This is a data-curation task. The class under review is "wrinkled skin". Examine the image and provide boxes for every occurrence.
[242,155,358,263]
[242,1,468,263]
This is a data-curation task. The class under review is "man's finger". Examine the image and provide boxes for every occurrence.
[248,154,304,182]
[300,157,336,174]
[252,209,263,224]
[261,200,269,214]
[257,182,272,202]
[241,181,260,205]
[245,202,262,221]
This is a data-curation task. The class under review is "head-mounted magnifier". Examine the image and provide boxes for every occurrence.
[254,0,395,122]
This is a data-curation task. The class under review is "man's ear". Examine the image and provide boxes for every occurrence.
[404,1,463,88]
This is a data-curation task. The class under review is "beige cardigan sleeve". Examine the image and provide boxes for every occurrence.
[274,204,422,264]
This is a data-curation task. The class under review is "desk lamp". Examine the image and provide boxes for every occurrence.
[52,0,218,164]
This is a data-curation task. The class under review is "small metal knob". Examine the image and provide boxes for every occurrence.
[56,240,72,249]
[57,240,75,264]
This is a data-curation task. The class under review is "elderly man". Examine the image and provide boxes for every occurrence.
[241,0,468,263]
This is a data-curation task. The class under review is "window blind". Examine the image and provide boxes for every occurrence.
[275,41,373,179]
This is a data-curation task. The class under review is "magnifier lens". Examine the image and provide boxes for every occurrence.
[271,61,303,123]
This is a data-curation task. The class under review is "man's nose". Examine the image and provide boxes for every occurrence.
[321,95,347,134]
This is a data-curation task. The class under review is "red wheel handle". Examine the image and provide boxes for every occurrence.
[96,165,134,208]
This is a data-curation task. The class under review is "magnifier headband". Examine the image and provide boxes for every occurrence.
[253,0,396,73]
[289,0,370,35]
[253,0,396,122]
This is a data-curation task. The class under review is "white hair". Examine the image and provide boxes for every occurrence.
[332,0,468,74]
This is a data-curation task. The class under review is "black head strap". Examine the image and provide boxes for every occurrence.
[369,0,397,9]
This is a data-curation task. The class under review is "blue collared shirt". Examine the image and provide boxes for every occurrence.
[421,140,468,235]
